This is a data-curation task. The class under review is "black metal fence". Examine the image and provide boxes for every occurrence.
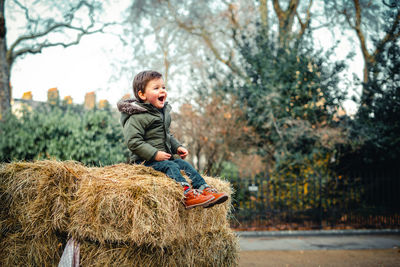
[230,168,400,230]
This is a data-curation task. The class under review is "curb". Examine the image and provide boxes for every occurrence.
[235,229,400,237]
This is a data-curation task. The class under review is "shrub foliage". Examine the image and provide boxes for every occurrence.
[0,104,127,166]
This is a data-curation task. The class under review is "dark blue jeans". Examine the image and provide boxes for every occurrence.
[146,158,208,189]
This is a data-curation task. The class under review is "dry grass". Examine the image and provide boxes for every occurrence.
[0,230,64,266]
[79,229,238,267]
[68,164,233,247]
[0,229,238,267]
[68,163,184,246]
[0,160,238,266]
[0,160,86,237]
[179,175,233,235]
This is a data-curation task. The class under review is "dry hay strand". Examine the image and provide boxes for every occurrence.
[68,163,185,247]
[176,229,239,267]
[0,160,86,237]
[0,176,19,236]
[79,229,238,267]
[0,230,64,267]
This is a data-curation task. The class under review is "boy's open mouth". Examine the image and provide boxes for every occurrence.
[158,95,165,102]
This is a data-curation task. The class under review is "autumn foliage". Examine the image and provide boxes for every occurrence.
[171,94,259,176]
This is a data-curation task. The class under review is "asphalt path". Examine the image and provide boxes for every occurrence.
[239,234,400,251]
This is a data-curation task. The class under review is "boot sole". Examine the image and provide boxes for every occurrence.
[203,194,228,208]
[184,196,215,210]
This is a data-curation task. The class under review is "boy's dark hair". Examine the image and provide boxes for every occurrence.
[133,70,162,102]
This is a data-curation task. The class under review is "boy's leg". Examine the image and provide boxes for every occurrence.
[172,159,209,189]
[146,160,190,187]
[145,160,215,209]
[173,159,228,208]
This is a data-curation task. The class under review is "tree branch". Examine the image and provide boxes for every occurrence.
[273,0,300,45]
[382,0,398,8]
[7,0,110,66]
[259,0,268,30]
[296,0,313,39]
[13,0,34,22]
[352,0,371,61]
[373,8,400,59]
[9,23,83,54]
[10,24,111,66]
[342,8,355,29]
[272,0,284,19]
[227,3,242,60]
[167,1,244,78]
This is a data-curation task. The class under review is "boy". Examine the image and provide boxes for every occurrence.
[117,70,228,209]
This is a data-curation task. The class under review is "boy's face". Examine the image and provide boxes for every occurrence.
[138,78,167,109]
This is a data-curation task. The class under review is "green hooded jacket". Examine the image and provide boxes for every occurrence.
[117,98,182,163]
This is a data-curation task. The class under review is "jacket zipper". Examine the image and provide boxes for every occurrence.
[159,109,172,155]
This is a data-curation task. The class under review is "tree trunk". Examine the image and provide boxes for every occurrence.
[350,0,400,107]
[0,0,11,120]
[163,49,169,88]
[273,0,300,47]
[361,60,372,106]
[259,0,269,31]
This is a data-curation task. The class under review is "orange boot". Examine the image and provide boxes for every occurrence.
[201,187,228,208]
[184,189,215,209]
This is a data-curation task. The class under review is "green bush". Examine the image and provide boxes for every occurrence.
[0,104,127,166]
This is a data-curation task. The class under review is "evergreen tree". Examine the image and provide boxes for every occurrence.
[217,28,347,172]
[340,28,400,170]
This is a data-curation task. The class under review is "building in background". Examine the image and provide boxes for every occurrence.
[84,92,96,110]
[11,89,113,117]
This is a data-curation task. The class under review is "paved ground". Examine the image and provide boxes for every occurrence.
[239,249,400,267]
[239,235,400,251]
[238,235,400,267]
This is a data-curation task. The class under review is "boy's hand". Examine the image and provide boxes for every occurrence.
[177,147,188,159]
[155,151,172,161]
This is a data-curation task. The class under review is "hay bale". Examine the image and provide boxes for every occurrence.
[0,161,86,237]
[79,229,238,267]
[68,164,233,247]
[0,230,64,266]
[0,229,238,267]
[0,182,17,236]
[181,175,233,236]
[68,164,184,246]
[177,229,238,267]
[0,160,238,265]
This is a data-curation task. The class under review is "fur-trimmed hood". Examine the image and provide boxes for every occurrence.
[117,98,148,127]
[117,98,147,115]
[117,98,171,127]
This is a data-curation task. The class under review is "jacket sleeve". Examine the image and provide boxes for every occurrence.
[124,116,158,161]
[169,134,182,154]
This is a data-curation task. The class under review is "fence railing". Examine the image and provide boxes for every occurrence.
[229,168,400,230]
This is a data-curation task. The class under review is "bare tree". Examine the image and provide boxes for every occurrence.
[324,0,400,106]
[128,0,245,86]
[0,0,112,119]
[272,0,313,46]
[126,0,321,93]
[128,12,190,90]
